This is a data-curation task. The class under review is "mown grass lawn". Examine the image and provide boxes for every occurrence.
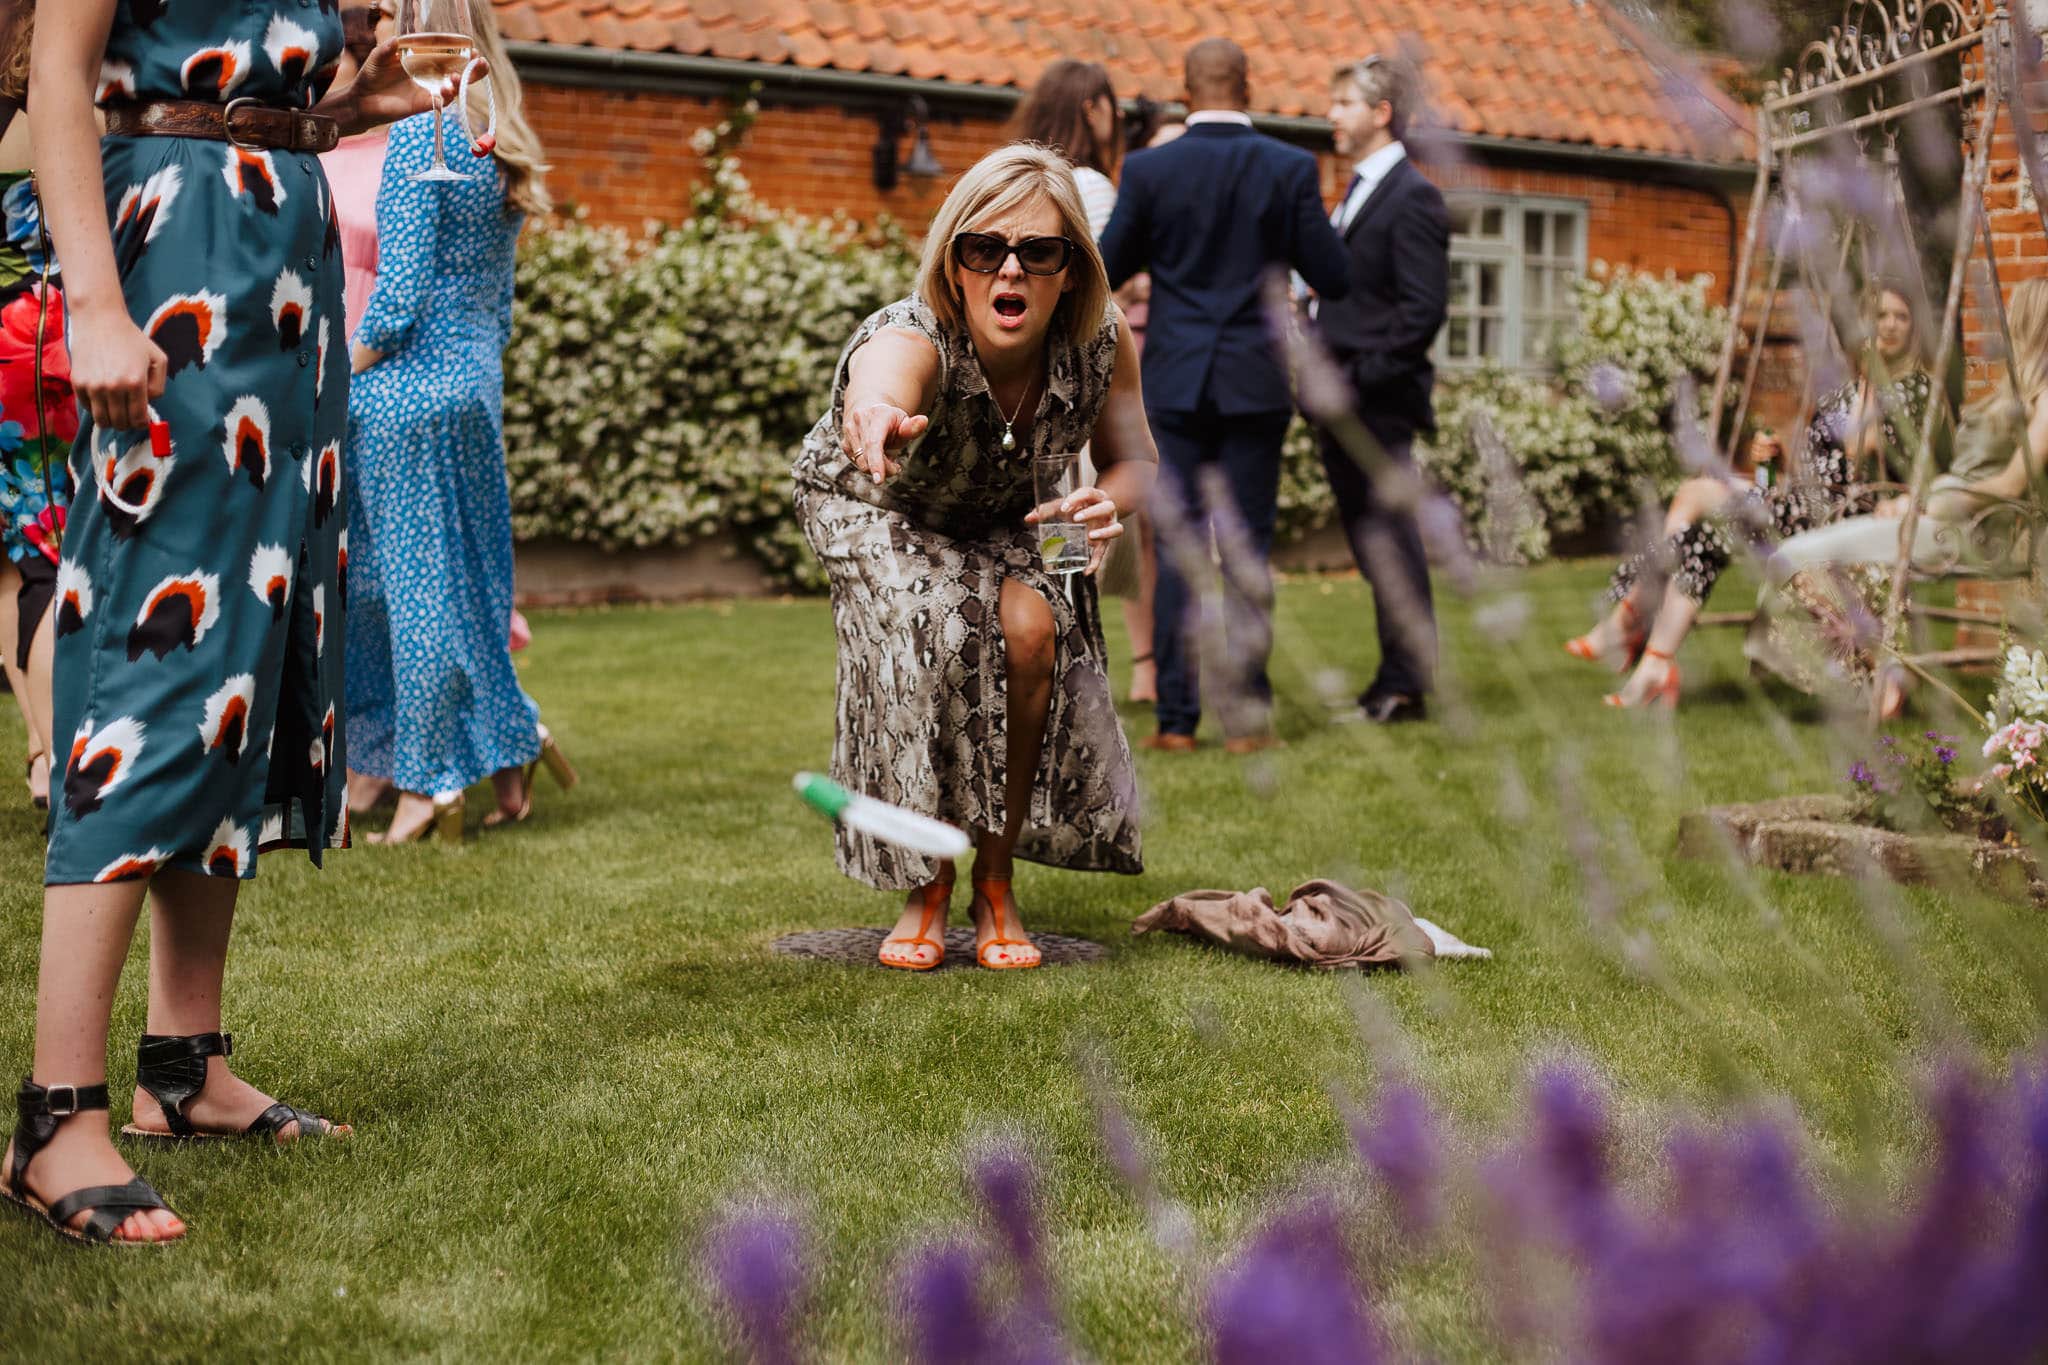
[1,560,2042,1361]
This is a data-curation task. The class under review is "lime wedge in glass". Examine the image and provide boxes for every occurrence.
[1039,535,1067,563]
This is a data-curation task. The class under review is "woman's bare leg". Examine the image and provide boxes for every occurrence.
[0,564,39,803]
[2,881,185,1242]
[1585,477,1739,656]
[1123,519,1157,703]
[127,870,348,1140]
[22,604,54,803]
[1609,578,1700,705]
[968,579,1054,966]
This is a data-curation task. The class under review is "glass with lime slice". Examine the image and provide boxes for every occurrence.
[1032,454,1089,576]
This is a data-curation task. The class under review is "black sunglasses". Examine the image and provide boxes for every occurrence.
[952,232,1075,276]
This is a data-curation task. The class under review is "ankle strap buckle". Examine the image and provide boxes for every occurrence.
[43,1084,79,1117]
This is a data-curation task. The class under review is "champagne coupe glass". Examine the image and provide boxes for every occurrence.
[392,0,475,183]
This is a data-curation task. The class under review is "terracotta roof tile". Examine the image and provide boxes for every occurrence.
[668,17,705,51]
[494,0,1753,161]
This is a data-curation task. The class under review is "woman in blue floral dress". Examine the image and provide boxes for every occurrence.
[6,0,455,1246]
[344,0,572,845]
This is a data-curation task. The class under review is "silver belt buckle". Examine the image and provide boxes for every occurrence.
[222,96,263,151]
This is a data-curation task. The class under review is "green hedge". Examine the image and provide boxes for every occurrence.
[502,109,1724,585]
[503,100,915,592]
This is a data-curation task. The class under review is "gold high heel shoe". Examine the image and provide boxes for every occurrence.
[366,791,466,845]
[483,724,579,828]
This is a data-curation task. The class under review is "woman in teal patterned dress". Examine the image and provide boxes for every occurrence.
[5,1,455,1246]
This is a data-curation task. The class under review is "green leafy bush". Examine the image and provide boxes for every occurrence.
[1412,264,1727,563]
[502,98,915,590]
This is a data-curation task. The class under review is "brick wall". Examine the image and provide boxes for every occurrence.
[1961,64,2048,400]
[523,82,1740,303]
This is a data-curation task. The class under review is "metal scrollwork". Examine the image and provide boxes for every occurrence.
[1778,0,1984,98]
[1911,498,2042,578]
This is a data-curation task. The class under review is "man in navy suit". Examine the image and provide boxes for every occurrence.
[1313,55,1450,725]
[1100,38,1350,753]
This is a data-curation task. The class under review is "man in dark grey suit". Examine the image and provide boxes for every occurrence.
[1314,56,1450,725]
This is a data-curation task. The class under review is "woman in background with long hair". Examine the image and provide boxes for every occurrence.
[344,0,575,845]
[1007,61,1161,703]
[1566,283,1942,713]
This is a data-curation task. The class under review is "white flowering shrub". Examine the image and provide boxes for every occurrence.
[502,98,915,589]
[1412,264,1727,563]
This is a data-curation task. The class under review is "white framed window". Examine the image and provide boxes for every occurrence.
[1436,196,1588,371]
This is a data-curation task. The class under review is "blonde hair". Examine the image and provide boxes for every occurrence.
[914,143,1110,349]
[2008,278,2048,409]
[459,0,550,219]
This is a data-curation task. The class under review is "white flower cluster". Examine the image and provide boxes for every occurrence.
[1994,644,2048,722]
[1979,643,2048,826]
[1409,266,1727,563]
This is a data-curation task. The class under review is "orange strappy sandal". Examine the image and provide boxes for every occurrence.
[1603,647,1680,710]
[1565,598,1645,673]
[880,878,951,971]
[970,876,1041,970]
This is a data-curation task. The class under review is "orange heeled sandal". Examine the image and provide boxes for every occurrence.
[1565,598,1645,673]
[880,879,951,971]
[970,876,1041,970]
[1603,647,1680,710]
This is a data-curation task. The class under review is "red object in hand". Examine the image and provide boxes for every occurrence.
[150,420,172,457]
[471,132,496,157]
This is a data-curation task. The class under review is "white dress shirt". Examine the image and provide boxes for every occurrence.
[1332,140,1408,235]
[1182,109,1254,128]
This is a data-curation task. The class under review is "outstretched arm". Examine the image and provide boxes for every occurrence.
[840,327,941,482]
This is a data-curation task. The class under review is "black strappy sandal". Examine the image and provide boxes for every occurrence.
[4,1077,181,1246]
[122,1033,347,1144]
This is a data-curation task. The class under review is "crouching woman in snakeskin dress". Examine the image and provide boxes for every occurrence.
[792,144,1156,972]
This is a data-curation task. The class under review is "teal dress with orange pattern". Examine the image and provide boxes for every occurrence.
[46,1,351,884]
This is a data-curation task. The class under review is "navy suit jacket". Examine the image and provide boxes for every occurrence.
[1312,155,1451,440]
[1100,122,1350,418]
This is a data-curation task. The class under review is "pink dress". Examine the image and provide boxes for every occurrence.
[319,125,388,338]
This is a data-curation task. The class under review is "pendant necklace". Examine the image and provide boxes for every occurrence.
[993,378,1031,453]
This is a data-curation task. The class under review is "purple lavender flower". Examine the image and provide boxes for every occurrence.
[1349,1082,1441,1238]
[1208,1204,1381,1365]
[973,1146,1042,1286]
[1849,760,1875,787]
[1585,361,1632,412]
[1937,746,1958,766]
[705,1210,807,1365]
[1527,1064,1615,1256]
[899,1243,997,1365]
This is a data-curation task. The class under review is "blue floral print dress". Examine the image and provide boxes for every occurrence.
[46,2,351,884]
[342,114,542,796]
